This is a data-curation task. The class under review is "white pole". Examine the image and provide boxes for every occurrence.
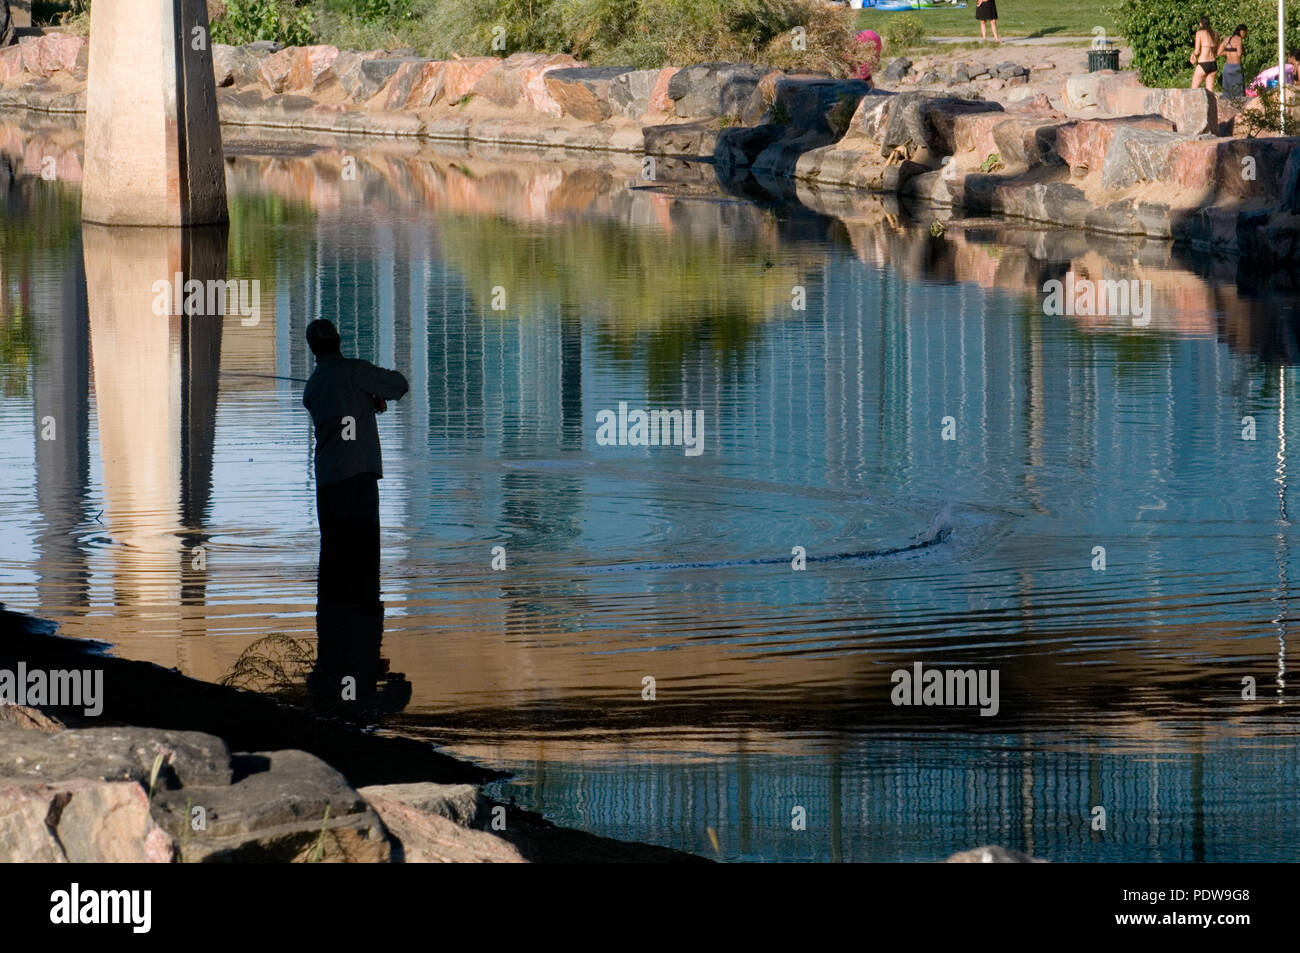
[1281,0,1287,132]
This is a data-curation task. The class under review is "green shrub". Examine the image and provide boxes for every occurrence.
[1238,85,1300,135]
[356,0,413,22]
[882,14,924,52]
[422,0,860,75]
[1118,0,1300,88]
[211,0,316,47]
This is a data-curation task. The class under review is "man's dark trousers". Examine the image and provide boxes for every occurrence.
[316,471,381,607]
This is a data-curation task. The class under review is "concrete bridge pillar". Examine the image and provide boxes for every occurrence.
[81,0,227,225]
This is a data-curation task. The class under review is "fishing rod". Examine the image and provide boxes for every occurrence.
[217,372,310,383]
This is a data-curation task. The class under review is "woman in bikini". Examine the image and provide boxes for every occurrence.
[1219,24,1247,99]
[1191,17,1219,92]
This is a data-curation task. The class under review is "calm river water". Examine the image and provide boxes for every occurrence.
[2,117,1300,861]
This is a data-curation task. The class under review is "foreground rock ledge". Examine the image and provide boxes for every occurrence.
[0,606,703,863]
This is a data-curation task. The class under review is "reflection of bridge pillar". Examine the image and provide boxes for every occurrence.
[33,234,92,609]
[81,0,227,225]
[83,224,226,617]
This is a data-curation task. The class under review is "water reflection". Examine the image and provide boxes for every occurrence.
[82,224,224,615]
[4,116,1300,860]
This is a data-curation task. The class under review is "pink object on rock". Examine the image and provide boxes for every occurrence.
[855,29,882,80]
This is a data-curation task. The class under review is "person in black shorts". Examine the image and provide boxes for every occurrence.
[976,0,1000,43]
[1191,16,1219,92]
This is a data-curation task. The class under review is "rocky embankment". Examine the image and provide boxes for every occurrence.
[0,607,701,862]
[3,32,1298,258]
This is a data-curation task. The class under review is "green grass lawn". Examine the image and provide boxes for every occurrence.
[856,0,1120,40]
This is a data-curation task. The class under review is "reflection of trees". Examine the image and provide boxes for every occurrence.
[0,180,81,397]
[0,300,33,398]
[225,192,316,284]
[436,213,820,398]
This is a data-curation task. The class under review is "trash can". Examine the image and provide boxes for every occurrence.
[1088,49,1120,72]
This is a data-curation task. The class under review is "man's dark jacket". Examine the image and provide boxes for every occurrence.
[302,355,409,486]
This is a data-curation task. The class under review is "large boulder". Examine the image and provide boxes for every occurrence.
[643,120,720,157]
[1167,138,1219,192]
[1055,115,1175,174]
[0,704,62,732]
[715,123,786,173]
[150,749,390,863]
[1100,125,1188,189]
[767,77,872,135]
[667,62,766,119]
[1157,88,1217,135]
[1100,86,1213,133]
[1062,70,1141,111]
[376,59,437,110]
[991,116,1062,169]
[443,56,499,104]
[329,49,384,101]
[545,66,634,122]
[359,787,525,862]
[0,780,175,862]
[0,46,23,85]
[256,46,299,93]
[0,726,233,788]
[647,67,679,115]
[1193,138,1298,200]
[874,92,1003,160]
[17,34,88,80]
[952,108,1006,158]
[1284,146,1300,213]
[211,44,262,88]
[610,68,663,119]
[470,52,580,115]
[403,61,447,109]
[357,782,485,828]
[353,57,424,104]
[257,45,340,94]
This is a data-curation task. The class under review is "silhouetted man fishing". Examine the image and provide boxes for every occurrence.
[302,318,409,608]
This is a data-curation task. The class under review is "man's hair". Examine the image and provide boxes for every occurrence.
[306,319,341,357]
